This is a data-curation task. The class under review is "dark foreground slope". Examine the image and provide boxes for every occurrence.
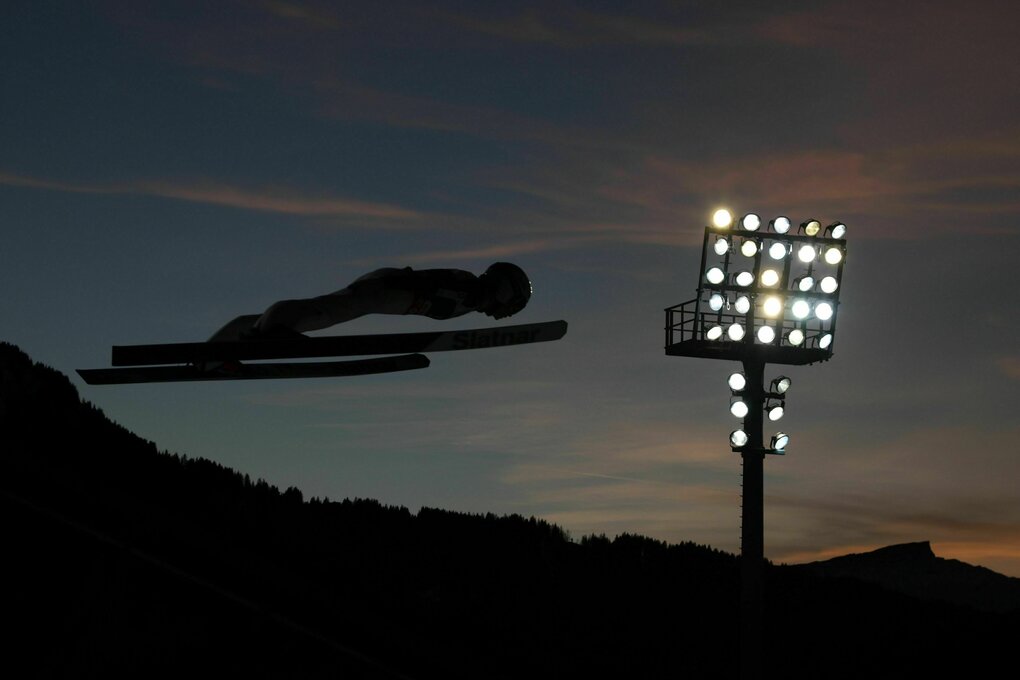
[0,343,737,678]
[2,343,1018,679]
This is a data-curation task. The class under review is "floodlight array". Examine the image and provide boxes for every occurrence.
[696,211,847,354]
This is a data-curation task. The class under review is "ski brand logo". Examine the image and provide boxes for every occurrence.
[452,328,540,349]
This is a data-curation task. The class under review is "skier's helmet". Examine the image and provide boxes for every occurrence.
[480,262,532,319]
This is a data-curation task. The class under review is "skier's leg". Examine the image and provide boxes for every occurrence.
[253,281,416,334]
[207,314,262,342]
[254,296,348,334]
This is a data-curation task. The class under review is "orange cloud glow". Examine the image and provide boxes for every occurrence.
[0,172,419,221]
[998,357,1020,380]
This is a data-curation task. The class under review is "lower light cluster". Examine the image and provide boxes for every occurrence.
[727,371,792,455]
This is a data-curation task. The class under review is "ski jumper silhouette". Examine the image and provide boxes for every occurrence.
[210,262,532,342]
[77,261,567,384]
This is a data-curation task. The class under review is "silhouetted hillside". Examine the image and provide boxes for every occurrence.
[793,541,1020,613]
[1,343,737,678]
[2,342,1018,679]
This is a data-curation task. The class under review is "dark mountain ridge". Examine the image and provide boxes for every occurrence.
[2,342,1017,678]
[795,541,1020,613]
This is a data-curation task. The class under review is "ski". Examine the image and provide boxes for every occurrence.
[77,354,430,385]
[110,320,567,367]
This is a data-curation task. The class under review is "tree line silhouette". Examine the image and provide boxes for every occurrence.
[1,342,1017,678]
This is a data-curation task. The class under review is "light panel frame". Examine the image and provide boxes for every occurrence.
[666,212,847,365]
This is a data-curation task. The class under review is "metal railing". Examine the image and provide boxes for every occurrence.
[665,298,701,347]
[665,297,833,351]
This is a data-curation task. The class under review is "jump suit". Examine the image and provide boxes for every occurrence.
[348,268,484,320]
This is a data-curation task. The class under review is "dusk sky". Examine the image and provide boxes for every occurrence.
[4,1,1019,575]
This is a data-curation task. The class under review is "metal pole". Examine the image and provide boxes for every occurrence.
[739,357,765,680]
[694,227,710,340]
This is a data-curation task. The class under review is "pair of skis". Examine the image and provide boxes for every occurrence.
[77,320,568,384]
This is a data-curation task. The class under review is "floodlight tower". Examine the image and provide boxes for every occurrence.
[664,209,847,680]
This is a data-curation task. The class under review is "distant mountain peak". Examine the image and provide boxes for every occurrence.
[798,540,1020,613]
[854,541,935,561]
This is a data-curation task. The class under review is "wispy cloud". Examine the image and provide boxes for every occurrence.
[139,181,418,219]
[0,172,120,195]
[530,137,1020,241]
[310,79,591,148]
[245,378,560,408]
[0,171,419,221]
[108,0,1020,249]
[381,236,610,265]
[443,6,716,49]
[115,5,620,150]
[259,1,342,29]
[755,1,1017,57]
[756,1,1020,145]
